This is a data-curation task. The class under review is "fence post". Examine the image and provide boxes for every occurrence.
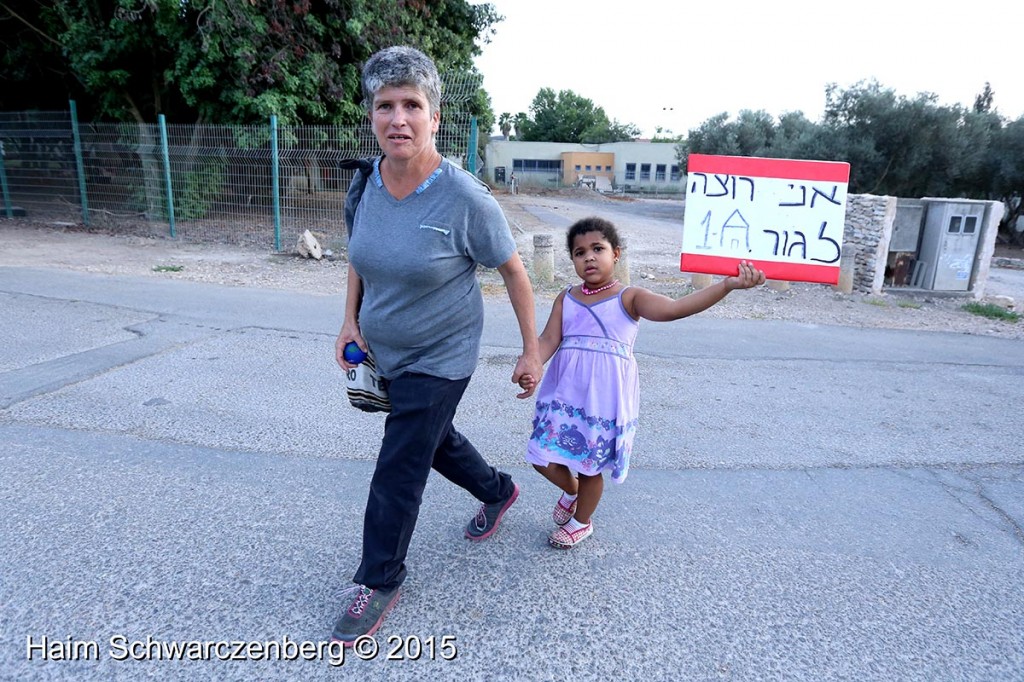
[68,100,90,227]
[158,114,176,238]
[0,141,11,218]
[270,115,281,251]
[468,116,478,175]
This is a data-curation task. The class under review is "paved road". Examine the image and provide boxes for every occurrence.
[986,264,1024,300]
[1,267,1022,681]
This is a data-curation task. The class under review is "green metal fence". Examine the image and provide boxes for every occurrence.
[0,103,477,251]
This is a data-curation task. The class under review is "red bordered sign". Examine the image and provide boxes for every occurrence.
[680,154,851,285]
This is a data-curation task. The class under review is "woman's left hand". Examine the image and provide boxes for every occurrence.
[335,323,365,371]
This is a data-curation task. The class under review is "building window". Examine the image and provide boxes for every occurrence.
[670,165,681,181]
[625,163,636,181]
[605,165,612,172]
[575,164,581,171]
[513,159,563,173]
[640,163,651,181]
[585,165,592,171]
[656,164,666,182]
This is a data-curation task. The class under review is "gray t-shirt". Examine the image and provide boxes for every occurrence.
[347,158,516,380]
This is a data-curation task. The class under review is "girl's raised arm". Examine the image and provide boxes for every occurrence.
[626,261,765,322]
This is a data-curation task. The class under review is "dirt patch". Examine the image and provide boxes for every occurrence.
[0,220,349,295]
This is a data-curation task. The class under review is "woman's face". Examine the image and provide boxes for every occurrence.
[370,85,440,163]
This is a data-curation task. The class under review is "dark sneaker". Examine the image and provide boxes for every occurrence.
[330,584,400,645]
[465,482,520,541]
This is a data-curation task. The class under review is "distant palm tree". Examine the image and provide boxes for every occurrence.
[499,112,512,139]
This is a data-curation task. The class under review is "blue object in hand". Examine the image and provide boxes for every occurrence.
[343,341,367,365]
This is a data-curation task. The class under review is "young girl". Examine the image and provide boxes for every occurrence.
[520,216,765,549]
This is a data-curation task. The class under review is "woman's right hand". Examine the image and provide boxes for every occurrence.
[335,323,365,371]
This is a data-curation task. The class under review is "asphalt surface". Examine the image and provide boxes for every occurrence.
[1,266,1022,681]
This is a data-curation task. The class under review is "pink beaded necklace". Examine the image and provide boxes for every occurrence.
[580,279,619,295]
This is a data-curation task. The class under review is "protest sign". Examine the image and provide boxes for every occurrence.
[681,154,851,284]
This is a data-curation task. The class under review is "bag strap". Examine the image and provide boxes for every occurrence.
[339,157,376,237]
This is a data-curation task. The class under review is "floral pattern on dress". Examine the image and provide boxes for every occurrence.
[530,399,637,481]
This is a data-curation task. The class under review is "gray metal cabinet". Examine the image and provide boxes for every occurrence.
[917,201,985,291]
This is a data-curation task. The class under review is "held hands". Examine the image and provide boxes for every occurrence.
[517,373,538,396]
[723,261,766,291]
[512,351,543,399]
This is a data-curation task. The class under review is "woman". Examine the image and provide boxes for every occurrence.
[331,46,543,644]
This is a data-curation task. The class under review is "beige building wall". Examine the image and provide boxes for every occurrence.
[483,139,683,192]
[561,152,615,185]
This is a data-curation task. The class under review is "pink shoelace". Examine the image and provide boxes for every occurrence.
[343,585,373,616]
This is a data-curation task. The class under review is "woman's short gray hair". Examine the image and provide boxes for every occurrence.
[361,46,442,115]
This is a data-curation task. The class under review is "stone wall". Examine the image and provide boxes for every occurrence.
[841,195,1003,297]
[842,194,897,295]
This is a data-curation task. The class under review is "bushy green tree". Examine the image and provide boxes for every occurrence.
[582,118,640,144]
[516,87,638,143]
[821,80,965,195]
[675,79,1022,237]
[990,116,1024,244]
[0,0,501,126]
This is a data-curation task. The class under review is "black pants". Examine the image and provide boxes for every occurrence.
[352,372,514,591]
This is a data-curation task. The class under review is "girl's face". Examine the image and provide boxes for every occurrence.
[571,231,619,285]
[370,85,440,163]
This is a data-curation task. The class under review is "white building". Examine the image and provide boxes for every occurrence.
[483,139,685,195]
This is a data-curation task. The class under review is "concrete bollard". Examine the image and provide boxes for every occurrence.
[614,237,630,285]
[832,255,855,294]
[533,233,554,284]
[690,273,713,289]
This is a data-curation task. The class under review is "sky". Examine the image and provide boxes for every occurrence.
[471,0,1024,139]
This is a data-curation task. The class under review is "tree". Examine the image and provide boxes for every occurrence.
[650,126,683,143]
[771,111,828,159]
[678,107,807,166]
[820,79,988,196]
[516,88,638,143]
[675,112,739,168]
[464,82,495,157]
[582,118,640,144]
[991,116,1024,245]
[0,0,502,126]
[974,82,995,113]
[498,112,513,139]
[512,112,530,139]
[675,79,1024,243]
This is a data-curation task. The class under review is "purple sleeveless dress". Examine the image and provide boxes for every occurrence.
[526,287,639,483]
